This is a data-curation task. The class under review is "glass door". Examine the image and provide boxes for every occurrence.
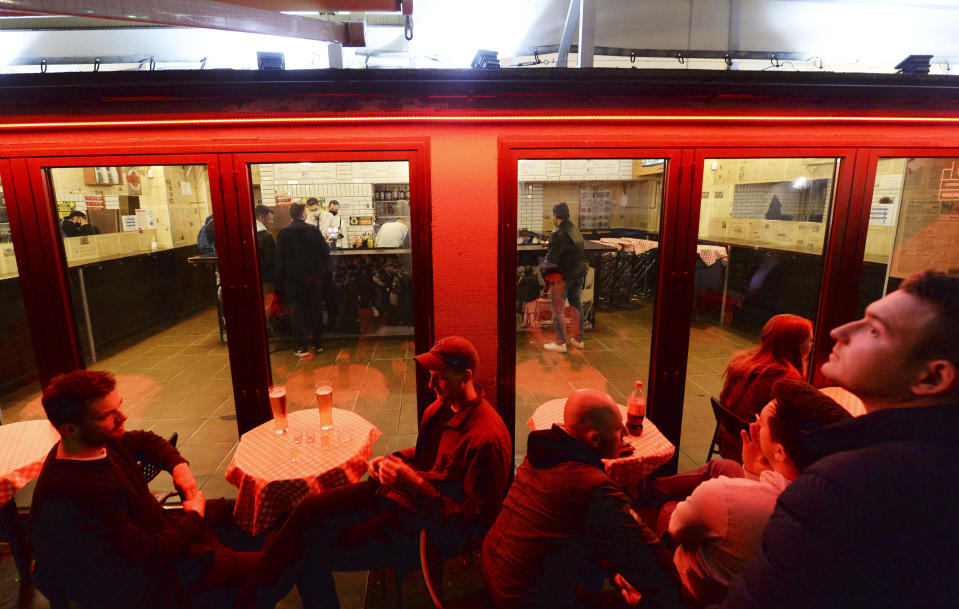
[513,157,667,460]
[242,158,426,457]
[682,155,842,469]
[0,173,41,423]
[42,159,238,492]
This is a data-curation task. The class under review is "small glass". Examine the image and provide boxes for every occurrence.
[315,381,334,430]
[293,430,303,444]
[306,431,315,443]
[269,384,288,434]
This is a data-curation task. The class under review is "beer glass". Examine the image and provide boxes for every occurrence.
[315,381,333,430]
[269,384,288,434]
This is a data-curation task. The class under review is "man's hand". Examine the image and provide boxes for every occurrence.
[613,574,642,607]
[378,456,424,493]
[172,462,200,500]
[182,490,206,518]
[368,456,387,482]
[741,420,771,476]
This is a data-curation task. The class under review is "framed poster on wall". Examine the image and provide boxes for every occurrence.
[579,187,611,229]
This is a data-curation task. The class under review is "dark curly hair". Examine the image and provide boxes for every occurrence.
[41,370,116,429]
[899,270,959,370]
[768,380,852,471]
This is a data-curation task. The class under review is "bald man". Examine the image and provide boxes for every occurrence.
[481,389,682,609]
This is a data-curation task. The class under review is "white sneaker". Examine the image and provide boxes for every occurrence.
[569,338,585,349]
[543,342,568,353]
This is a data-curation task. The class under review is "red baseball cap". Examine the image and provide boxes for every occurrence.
[414,336,479,372]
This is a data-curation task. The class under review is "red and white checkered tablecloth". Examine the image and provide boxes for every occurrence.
[528,398,675,490]
[0,420,61,505]
[697,244,729,267]
[597,238,728,268]
[225,408,381,536]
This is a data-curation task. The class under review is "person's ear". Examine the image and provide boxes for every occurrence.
[59,422,81,439]
[585,429,601,450]
[770,440,788,464]
[461,368,474,383]
[911,360,958,397]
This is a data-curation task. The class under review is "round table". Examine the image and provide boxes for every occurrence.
[528,398,675,490]
[225,408,381,536]
[0,419,61,583]
[0,419,61,505]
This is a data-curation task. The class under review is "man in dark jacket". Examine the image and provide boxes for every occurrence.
[238,336,512,609]
[276,202,329,357]
[30,370,260,609]
[544,201,587,353]
[722,270,959,609]
[481,388,683,609]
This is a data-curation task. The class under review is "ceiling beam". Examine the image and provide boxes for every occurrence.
[0,0,366,45]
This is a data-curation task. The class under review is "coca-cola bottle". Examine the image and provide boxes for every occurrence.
[627,380,646,436]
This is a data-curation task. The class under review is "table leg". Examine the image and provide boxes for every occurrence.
[77,266,97,362]
[0,498,31,583]
[720,256,730,326]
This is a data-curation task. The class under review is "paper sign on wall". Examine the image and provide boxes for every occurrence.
[135,209,156,230]
[180,181,193,196]
[121,215,138,232]
[105,195,121,210]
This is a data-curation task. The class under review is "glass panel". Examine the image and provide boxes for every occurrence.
[249,162,415,454]
[515,158,665,461]
[857,157,959,315]
[0,177,42,423]
[48,165,234,488]
[684,157,838,470]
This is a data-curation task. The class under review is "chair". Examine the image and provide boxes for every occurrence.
[705,397,750,463]
[141,432,182,506]
[419,529,492,609]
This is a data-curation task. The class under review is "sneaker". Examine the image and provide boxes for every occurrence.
[543,342,568,353]
[313,346,324,353]
[294,349,312,358]
[569,338,585,349]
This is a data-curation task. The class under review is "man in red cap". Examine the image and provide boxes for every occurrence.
[238,336,512,609]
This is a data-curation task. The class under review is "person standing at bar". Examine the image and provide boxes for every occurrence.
[255,205,277,333]
[304,197,322,229]
[319,199,345,248]
[544,201,586,353]
[276,202,329,357]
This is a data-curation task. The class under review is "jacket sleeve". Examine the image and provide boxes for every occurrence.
[410,438,511,529]
[721,471,846,609]
[545,230,567,266]
[118,430,187,473]
[668,478,728,545]
[275,230,287,282]
[585,480,685,609]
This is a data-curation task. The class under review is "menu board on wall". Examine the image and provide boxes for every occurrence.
[869,174,903,227]
[579,187,612,229]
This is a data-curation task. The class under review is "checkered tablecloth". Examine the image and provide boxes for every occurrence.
[697,245,729,267]
[597,238,727,268]
[528,398,675,490]
[226,408,381,536]
[820,386,867,417]
[0,420,61,505]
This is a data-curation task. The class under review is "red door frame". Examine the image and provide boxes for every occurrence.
[498,140,685,452]
[227,146,434,431]
[5,137,433,436]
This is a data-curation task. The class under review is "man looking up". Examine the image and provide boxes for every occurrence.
[667,381,850,606]
[722,270,959,609]
[543,201,586,353]
[238,336,512,609]
[276,201,329,357]
[30,370,260,609]
[481,388,683,609]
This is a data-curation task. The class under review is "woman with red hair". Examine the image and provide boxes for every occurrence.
[718,313,813,458]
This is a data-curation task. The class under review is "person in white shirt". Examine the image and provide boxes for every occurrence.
[375,218,409,249]
[665,380,851,605]
[304,197,322,229]
[318,199,345,247]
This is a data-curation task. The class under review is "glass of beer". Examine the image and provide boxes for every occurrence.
[269,384,288,434]
[316,381,334,430]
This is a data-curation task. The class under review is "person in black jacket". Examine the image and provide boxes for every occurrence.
[30,370,260,609]
[276,202,329,357]
[722,270,959,609]
[544,202,587,353]
[255,205,278,333]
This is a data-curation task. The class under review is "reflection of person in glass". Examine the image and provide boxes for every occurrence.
[319,199,345,247]
[255,205,277,332]
[544,202,586,353]
[60,211,85,237]
[764,195,787,220]
[75,213,100,236]
[276,202,329,358]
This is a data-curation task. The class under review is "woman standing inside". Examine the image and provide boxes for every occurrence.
[718,314,813,458]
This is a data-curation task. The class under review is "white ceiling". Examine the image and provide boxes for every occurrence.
[2,0,958,73]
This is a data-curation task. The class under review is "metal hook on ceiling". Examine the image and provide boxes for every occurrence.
[630,51,636,64]
[770,54,782,68]
[94,58,101,72]
[40,59,47,74]
[404,15,413,41]
[677,52,685,65]
[723,54,732,67]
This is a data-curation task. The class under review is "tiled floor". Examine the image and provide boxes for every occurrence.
[1,303,758,608]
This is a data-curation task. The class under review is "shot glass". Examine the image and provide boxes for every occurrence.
[306,431,315,444]
[293,430,303,444]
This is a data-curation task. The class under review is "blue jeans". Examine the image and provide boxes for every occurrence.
[550,275,584,343]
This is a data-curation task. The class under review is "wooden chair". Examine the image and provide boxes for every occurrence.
[705,397,750,463]
[420,529,492,609]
